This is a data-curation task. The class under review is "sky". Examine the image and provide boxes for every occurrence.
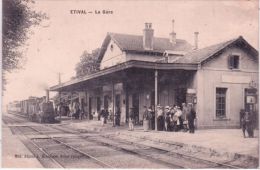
[3,0,259,105]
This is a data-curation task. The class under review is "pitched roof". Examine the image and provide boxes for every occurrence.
[110,33,193,52]
[98,32,192,62]
[175,36,258,64]
[98,33,258,65]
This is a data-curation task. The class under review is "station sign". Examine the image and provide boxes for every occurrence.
[246,96,256,104]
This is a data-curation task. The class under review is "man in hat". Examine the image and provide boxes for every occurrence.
[164,106,171,131]
[157,105,164,131]
[150,105,155,130]
[187,103,196,133]
[182,103,189,131]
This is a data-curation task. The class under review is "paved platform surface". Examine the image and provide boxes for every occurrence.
[63,118,259,159]
[2,116,258,168]
[2,125,43,168]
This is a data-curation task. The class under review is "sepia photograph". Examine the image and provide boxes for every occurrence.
[2,0,259,168]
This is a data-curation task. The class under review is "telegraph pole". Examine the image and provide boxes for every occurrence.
[155,70,158,131]
[58,72,63,121]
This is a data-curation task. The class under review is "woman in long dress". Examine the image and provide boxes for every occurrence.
[157,106,164,131]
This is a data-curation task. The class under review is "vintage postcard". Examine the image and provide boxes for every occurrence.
[2,0,259,168]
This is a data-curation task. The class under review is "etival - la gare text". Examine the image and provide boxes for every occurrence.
[70,10,113,14]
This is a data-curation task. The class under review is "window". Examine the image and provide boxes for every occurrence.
[110,44,114,51]
[228,55,239,69]
[216,88,227,118]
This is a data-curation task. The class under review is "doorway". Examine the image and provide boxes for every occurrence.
[244,88,258,128]
[89,97,92,120]
[175,88,187,106]
[97,97,101,120]
[244,88,257,112]
[132,93,139,124]
[104,95,109,111]
[115,94,121,125]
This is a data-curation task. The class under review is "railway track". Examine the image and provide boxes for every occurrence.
[27,125,178,168]
[4,115,173,168]
[79,135,245,169]
[3,114,21,124]
[99,134,245,169]
[3,114,256,168]
[30,125,245,169]
[7,111,28,118]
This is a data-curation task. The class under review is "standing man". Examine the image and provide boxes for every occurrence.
[150,105,155,130]
[187,103,196,133]
[164,106,171,131]
[247,111,255,138]
[182,103,189,132]
[74,100,80,119]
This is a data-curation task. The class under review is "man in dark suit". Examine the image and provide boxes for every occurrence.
[187,103,196,133]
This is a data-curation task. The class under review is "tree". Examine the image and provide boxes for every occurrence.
[2,0,47,89]
[75,48,101,78]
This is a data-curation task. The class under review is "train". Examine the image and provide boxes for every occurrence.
[7,96,58,123]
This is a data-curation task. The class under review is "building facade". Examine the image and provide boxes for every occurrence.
[50,21,258,129]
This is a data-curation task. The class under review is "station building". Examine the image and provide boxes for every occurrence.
[50,21,258,129]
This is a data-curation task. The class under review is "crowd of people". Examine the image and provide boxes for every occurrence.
[129,103,197,133]
[56,100,256,138]
[55,100,86,120]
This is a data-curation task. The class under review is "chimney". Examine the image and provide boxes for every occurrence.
[169,19,176,45]
[194,32,199,50]
[46,89,49,102]
[143,23,154,50]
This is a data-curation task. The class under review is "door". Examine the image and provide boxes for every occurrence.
[244,88,258,127]
[81,98,85,112]
[89,97,92,119]
[104,95,109,111]
[132,93,139,124]
[97,97,101,120]
[115,94,121,125]
[175,88,187,107]
[97,97,101,112]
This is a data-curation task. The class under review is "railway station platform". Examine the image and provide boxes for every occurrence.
[61,119,259,159]
[2,124,43,168]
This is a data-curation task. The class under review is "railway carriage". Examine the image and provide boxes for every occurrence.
[8,96,57,123]
[7,101,21,113]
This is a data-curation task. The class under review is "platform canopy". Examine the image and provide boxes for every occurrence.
[49,60,198,92]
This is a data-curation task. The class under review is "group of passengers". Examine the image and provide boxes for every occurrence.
[129,103,196,133]
[56,100,85,120]
[99,108,110,126]
[156,103,196,133]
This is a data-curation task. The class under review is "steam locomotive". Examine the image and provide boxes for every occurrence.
[7,96,58,123]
